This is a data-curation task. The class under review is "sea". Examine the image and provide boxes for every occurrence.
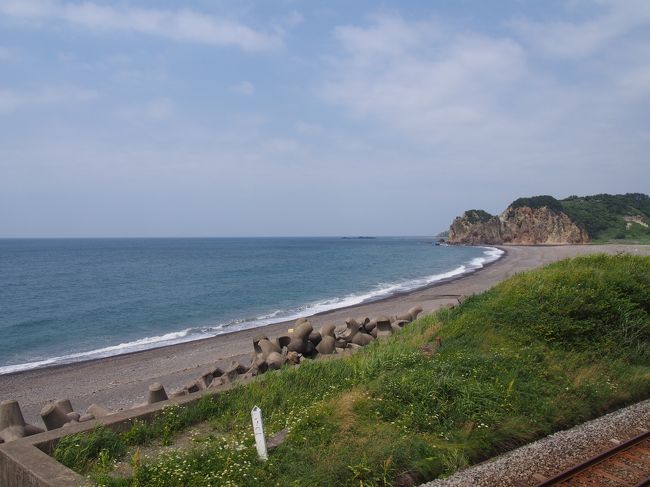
[0,238,502,375]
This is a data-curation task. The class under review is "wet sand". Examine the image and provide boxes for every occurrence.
[1,244,648,425]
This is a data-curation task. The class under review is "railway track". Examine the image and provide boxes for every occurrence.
[534,429,650,486]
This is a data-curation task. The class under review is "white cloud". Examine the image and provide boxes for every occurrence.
[322,15,527,142]
[511,0,650,58]
[0,85,97,113]
[295,121,322,135]
[334,15,435,60]
[0,0,282,51]
[113,98,174,123]
[618,64,650,99]
[319,6,650,192]
[231,81,255,96]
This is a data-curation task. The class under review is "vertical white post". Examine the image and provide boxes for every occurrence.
[251,406,268,460]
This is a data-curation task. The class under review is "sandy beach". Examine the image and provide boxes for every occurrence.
[2,244,649,425]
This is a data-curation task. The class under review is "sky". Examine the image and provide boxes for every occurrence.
[0,0,649,237]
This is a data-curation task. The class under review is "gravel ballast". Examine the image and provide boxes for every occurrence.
[421,399,650,487]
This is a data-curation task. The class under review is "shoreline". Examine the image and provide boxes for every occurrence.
[2,244,649,425]
[0,245,504,377]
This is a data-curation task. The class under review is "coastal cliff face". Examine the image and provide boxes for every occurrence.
[449,206,589,245]
[499,206,589,244]
[449,210,502,245]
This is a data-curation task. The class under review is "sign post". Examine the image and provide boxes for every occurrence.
[251,406,268,460]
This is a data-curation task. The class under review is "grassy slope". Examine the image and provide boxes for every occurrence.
[56,255,650,487]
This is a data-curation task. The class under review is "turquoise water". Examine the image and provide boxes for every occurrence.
[0,238,501,374]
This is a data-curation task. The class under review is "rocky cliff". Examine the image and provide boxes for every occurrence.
[449,202,589,245]
[449,210,502,245]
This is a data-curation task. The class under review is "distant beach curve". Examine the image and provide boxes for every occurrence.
[0,238,500,375]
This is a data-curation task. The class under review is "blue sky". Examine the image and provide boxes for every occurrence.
[1,0,649,237]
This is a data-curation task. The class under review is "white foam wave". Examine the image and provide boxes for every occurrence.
[0,329,196,375]
[0,246,503,375]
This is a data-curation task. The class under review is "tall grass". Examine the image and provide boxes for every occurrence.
[54,254,650,486]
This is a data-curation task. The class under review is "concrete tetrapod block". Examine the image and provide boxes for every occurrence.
[222,361,248,383]
[391,320,409,333]
[375,316,393,338]
[184,381,201,394]
[393,319,409,328]
[266,351,287,370]
[198,372,214,389]
[287,321,313,354]
[339,318,361,342]
[0,400,44,442]
[54,399,73,414]
[82,403,110,422]
[356,316,370,326]
[53,398,81,422]
[41,403,76,431]
[316,335,336,354]
[308,330,322,346]
[286,351,301,365]
[335,338,348,349]
[88,403,110,418]
[246,359,268,376]
[320,324,336,338]
[147,382,169,404]
[351,332,374,346]
[277,335,292,349]
[254,336,281,359]
[364,318,378,333]
[294,321,313,339]
[304,340,317,358]
[0,400,25,431]
[408,305,423,321]
[393,312,412,323]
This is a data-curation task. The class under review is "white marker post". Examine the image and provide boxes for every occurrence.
[251,406,268,461]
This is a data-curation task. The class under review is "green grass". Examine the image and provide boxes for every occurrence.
[54,254,650,486]
[560,193,650,242]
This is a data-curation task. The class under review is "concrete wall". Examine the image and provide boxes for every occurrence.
[0,384,236,487]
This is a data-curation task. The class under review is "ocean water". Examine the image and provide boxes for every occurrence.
[0,238,502,374]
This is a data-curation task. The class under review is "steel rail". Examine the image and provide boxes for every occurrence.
[535,429,650,486]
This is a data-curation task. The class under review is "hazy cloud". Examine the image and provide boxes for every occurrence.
[0,85,98,113]
[0,0,282,51]
[232,81,255,96]
[322,15,527,143]
[113,98,174,123]
[512,0,650,58]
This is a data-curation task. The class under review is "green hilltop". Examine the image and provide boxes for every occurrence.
[559,193,650,242]
[505,193,650,243]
